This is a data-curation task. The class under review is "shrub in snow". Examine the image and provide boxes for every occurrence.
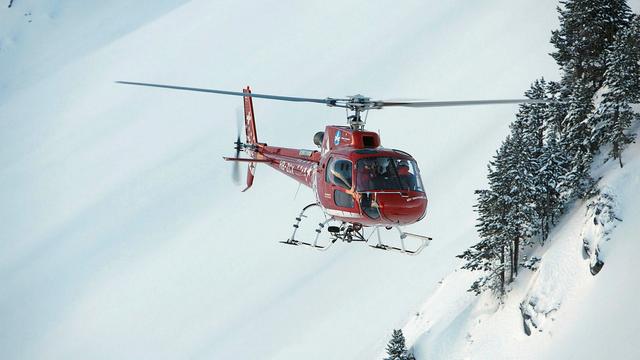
[521,256,541,271]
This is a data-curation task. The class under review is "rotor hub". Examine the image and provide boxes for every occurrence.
[326,94,383,130]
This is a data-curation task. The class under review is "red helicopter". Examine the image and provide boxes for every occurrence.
[117,81,541,255]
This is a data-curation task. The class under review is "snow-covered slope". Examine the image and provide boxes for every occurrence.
[0,1,577,359]
[403,126,640,359]
[0,0,189,99]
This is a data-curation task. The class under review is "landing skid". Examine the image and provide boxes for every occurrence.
[367,226,431,256]
[280,203,432,255]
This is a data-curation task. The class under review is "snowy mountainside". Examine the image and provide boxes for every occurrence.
[0,0,189,100]
[401,117,640,359]
[1,1,566,359]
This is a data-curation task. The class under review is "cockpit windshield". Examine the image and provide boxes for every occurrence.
[356,157,424,192]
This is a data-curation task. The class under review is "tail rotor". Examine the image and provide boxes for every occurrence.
[231,108,244,185]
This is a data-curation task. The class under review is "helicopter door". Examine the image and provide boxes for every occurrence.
[323,157,355,212]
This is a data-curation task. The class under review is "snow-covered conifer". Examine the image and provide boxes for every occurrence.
[551,0,632,91]
[559,77,597,199]
[460,138,521,295]
[384,329,415,360]
[591,15,640,166]
[550,0,632,197]
[538,127,570,241]
[514,80,548,240]
[517,79,570,242]
[502,123,538,279]
[459,188,507,296]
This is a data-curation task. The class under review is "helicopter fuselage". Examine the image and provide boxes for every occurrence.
[250,125,428,227]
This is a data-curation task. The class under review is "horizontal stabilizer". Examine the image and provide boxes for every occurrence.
[223,157,271,163]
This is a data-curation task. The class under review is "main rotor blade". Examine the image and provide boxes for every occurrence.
[116,81,548,111]
[379,98,548,108]
[116,81,335,104]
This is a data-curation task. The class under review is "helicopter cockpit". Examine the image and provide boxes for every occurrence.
[351,156,425,221]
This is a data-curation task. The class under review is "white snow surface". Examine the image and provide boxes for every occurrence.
[1,1,637,359]
[401,89,640,360]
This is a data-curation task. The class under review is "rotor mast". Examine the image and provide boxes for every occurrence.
[326,94,384,130]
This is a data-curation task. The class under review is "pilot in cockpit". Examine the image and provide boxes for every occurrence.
[396,159,417,191]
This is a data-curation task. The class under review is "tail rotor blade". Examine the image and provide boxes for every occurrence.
[232,136,241,185]
[236,107,244,141]
[231,108,243,185]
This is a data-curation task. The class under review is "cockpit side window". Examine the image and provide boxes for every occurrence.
[327,158,352,190]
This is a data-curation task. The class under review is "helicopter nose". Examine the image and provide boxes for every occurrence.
[379,193,428,224]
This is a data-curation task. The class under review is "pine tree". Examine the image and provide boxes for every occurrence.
[551,0,631,91]
[539,81,572,239]
[501,125,537,280]
[461,79,573,294]
[537,127,570,241]
[514,79,548,243]
[591,15,640,167]
[459,138,521,295]
[459,188,508,296]
[384,329,415,360]
[546,81,571,135]
[559,76,597,199]
[515,79,571,243]
[550,0,632,199]
[518,79,548,152]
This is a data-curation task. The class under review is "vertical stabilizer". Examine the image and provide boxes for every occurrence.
[242,86,257,191]
[243,87,258,145]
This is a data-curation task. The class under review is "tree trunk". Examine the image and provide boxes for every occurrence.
[541,198,548,244]
[513,237,520,280]
[615,135,623,168]
[500,245,506,296]
[614,106,622,168]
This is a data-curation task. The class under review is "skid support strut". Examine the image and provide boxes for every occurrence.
[280,203,335,250]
